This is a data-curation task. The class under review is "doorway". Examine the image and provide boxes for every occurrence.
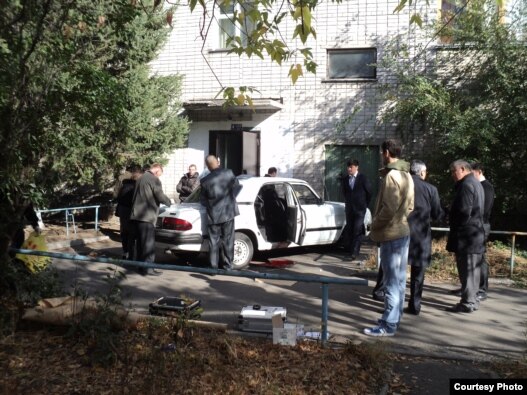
[209,130,260,176]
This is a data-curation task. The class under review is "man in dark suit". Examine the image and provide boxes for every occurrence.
[471,162,494,301]
[129,163,172,275]
[406,160,444,315]
[447,160,485,313]
[341,159,372,260]
[200,155,240,270]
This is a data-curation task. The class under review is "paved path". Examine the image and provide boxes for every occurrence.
[47,234,525,392]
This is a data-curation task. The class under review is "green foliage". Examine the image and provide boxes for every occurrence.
[0,0,188,251]
[492,240,527,260]
[381,0,527,216]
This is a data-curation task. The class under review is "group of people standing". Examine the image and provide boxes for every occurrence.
[340,140,494,337]
[114,156,240,274]
[115,163,172,275]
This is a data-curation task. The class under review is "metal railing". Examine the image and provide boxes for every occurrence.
[431,227,527,277]
[37,205,101,237]
[10,248,367,343]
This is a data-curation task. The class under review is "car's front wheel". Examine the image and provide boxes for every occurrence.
[232,232,254,270]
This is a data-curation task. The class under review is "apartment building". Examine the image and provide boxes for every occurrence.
[151,0,438,202]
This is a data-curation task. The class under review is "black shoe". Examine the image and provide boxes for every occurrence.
[404,307,420,315]
[447,303,475,313]
[449,288,462,296]
[477,293,488,301]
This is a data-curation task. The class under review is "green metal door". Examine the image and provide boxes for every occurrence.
[324,145,380,209]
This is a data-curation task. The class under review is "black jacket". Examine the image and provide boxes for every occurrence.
[130,171,171,225]
[341,172,372,214]
[200,168,240,224]
[408,175,444,266]
[115,179,136,218]
[481,179,495,239]
[176,172,200,202]
[446,173,485,254]
[481,179,494,225]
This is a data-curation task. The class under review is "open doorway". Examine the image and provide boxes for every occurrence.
[209,129,260,176]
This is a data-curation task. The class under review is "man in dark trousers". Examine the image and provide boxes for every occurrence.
[200,155,240,270]
[115,164,142,259]
[129,163,171,275]
[447,160,485,313]
[406,160,444,315]
[341,159,372,260]
[471,162,494,301]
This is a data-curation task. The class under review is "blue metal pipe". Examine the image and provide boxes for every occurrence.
[11,248,367,344]
[11,248,367,285]
[37,205,101,236]
[321,283,329,343]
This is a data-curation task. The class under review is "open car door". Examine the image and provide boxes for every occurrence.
[283,183,306,245]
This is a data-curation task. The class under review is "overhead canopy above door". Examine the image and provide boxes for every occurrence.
[182,98,284,122]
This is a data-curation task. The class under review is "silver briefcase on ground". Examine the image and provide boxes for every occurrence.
[237,305,287,333]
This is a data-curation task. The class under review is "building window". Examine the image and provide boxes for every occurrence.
[217,1,257,49]
[439,0,468,43]
[327,48,377,80]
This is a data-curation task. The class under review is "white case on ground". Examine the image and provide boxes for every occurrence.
[237,305,287,333]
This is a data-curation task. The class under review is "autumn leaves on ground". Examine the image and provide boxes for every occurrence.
[1,232,526,394]
[0,320,387,395]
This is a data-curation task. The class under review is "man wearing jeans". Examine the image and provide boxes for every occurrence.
[364,140,414,337]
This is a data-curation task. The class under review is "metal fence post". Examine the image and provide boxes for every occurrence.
[510,234,516,278]
[321,283,329,344]
[95,206,99,233]
[65,209,70,237]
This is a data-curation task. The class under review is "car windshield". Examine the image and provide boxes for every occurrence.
[184,186,202,203]
[183,181,243,203]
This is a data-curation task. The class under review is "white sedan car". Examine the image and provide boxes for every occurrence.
[155,176,369,270]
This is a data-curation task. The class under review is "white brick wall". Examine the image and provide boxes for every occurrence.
[160,148,205,199]
[151,0,436,195]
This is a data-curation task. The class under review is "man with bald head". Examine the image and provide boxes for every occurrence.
[200,155,240,270]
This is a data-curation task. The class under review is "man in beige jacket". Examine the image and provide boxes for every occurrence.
[364,140,414,337]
